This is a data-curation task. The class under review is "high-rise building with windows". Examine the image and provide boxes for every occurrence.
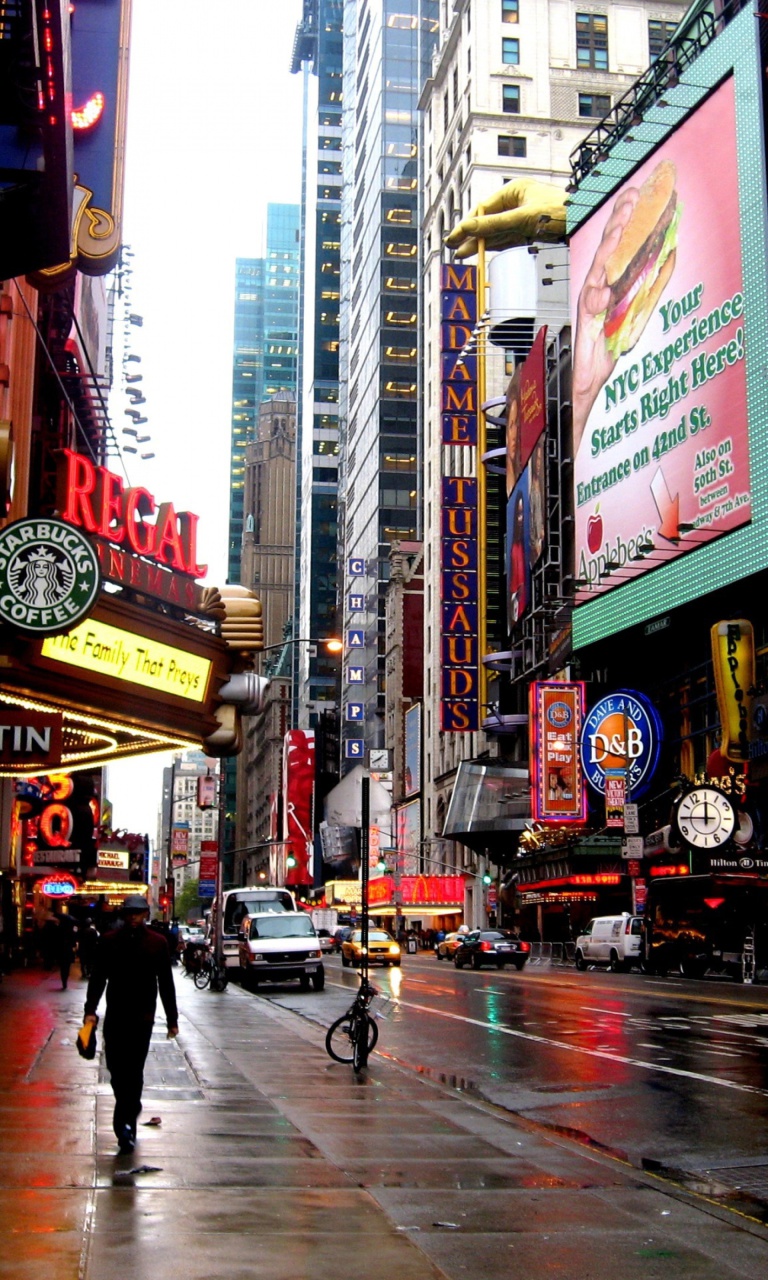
[224,207,300,879]
[291,0,344,722]
[227,207,301,586]
[336,0,438,767]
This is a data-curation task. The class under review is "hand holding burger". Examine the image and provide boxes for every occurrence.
[572,160,680,452]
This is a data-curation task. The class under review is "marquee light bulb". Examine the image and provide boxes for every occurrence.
[72,91,105,131]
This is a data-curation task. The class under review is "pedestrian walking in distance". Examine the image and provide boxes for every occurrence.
[57,911,77,990]
[83,895,178,1154]
[77,917,99,980]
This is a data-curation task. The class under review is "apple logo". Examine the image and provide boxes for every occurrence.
[587,506,603,554]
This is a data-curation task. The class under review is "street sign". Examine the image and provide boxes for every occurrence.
[623,803,639,834]
[626,859,641,877]
[622,837,644,859]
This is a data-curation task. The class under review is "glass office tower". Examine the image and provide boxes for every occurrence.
[337,0,437,766]
[292,0,344,723]
[227,207,301,586]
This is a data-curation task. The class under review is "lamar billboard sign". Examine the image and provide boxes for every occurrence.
[570,79,749,600]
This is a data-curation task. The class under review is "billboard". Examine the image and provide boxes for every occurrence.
[506,438,546,629]
[506,327,548,497]
[395,798,421,876]
[404,703,421,796]
[529,682,587,823]
[570,79,749,603]
[283,729,315,885]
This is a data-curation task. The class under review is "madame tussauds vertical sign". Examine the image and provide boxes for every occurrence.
[441,264,477,446]
[441,477,478,731]
[569,79,750,599]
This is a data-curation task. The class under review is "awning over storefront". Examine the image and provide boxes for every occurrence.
[0,594,230,773]
[443,761,531,853]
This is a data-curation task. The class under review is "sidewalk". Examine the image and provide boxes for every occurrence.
[2,965,768,1280]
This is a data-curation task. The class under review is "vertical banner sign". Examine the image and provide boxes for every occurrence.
[171,825,189,868]
[529,681,587,823]
[711,619,754,763]
[441,265,477,445]
[404,703,421,796]
[604,773,626,827]
[441,478,479,731]
[506,329,548,629]
[283,729,315,885]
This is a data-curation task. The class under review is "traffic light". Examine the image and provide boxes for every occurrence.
[286,852,297,869]
[482,873,492,886]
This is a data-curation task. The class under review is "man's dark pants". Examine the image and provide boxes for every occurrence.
[104,1012,154,1139]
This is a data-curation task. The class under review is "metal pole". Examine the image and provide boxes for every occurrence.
[360,773,370,983]
[214,762,225,968]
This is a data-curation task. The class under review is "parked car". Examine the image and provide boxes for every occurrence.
[316,928,335,954]
[435,931,464,960]
[341,929,401,967]
[331,925,354,953]
[453,929,530,971]
[239,911,325,991]
[179,925,204,947]
[574,914,643,972]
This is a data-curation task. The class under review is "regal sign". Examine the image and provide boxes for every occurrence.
[57,449,206,577]
[441,264,477,446]
[441,477,479,731]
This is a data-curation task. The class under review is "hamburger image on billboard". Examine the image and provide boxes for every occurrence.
[570,79,750,598]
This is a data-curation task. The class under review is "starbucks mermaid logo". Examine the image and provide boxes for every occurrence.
[0,517,100,634]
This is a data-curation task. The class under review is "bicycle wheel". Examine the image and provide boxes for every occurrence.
[326,1012,378,1064]
[194,963,211,990]
[210,964,228,992]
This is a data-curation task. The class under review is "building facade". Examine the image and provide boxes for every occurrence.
[418,0,686,923]
[336,0,439,768]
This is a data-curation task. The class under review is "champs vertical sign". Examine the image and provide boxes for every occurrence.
[441,264,477,446]
[441,478,479,731]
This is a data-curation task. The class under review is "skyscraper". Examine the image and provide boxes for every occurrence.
[227,207,301,586]
[336,0,438,766]
[224,207,300,878]
[291,0,344,722]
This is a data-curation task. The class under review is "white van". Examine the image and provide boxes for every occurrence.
[574,913,643,972]
[218,887,298,969]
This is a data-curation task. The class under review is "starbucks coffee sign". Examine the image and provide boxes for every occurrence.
[0,517,101,635]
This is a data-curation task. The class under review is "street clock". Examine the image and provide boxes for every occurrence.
[675,787,736,849]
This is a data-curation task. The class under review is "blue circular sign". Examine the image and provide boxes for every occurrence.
[580,689,662,798]
[546,701,573,729]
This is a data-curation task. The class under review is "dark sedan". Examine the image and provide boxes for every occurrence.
[453,929,531,971]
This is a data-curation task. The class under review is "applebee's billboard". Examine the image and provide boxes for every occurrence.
[570,79,750,602]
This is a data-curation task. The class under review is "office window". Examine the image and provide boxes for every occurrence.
[648,18,677,60]
[503,84,520,114]
[502,37,520,64]
[578,92,611,118]
[502,0,519,22]
[453,66,459,111]
[498,134,527,158]
[576,13,608,71]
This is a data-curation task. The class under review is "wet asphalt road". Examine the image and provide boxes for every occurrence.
[251,952,768,1182]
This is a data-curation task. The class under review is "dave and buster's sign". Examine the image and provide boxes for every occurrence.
[580,690,662,798]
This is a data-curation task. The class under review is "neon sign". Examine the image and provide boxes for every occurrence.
[41,618,212,702]
[57,450,206,577]
[41,875,77,897]
[580,689,662,798]
[441,477,479,732]
[441,265,477,446]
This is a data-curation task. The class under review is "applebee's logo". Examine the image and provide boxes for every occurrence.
[580,690,662,797]
[578,521,655,585]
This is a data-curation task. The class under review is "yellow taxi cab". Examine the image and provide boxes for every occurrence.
[341,928,401,968]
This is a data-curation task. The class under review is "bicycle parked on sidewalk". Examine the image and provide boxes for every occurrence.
[187,942,228,992]
[325,975,379,1072]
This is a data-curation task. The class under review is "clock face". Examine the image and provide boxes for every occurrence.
[676,788,736,849]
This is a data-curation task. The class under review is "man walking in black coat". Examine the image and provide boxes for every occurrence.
[83,895,178,1154]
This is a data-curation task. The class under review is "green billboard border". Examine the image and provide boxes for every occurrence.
[568,10,768,649]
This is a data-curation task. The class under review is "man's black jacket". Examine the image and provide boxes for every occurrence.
[84,925,178,1028]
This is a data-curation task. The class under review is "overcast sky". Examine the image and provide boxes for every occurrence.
[106,0,304,840]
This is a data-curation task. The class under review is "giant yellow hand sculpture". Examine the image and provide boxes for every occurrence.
[445,178,568,259]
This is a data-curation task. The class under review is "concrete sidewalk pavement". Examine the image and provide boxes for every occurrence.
[2,964,768,1280]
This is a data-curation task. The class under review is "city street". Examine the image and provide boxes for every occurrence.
[257,952,768,1210]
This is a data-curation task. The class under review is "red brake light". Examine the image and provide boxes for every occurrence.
[480,941,493,951]
[519,941,530,952]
